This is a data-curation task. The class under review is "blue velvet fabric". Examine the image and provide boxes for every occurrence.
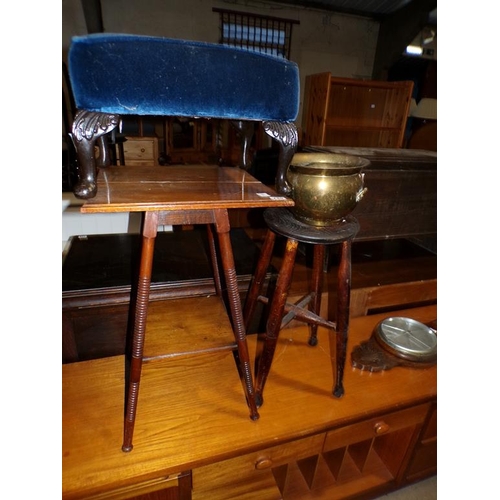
[68,34,299,121]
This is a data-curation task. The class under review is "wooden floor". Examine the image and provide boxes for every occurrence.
[62,302,437,500]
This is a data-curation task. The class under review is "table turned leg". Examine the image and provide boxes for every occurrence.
[331,239,352,398]
[213,210,259,421]
[255,237,299,407]
[205,224,223,297]
[122,212,158,452]
[307,244,326,347]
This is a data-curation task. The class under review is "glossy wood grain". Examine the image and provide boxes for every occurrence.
[63,304,436,500]
[80,165,295,214]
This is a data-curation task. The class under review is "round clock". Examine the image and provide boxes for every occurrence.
[374,317,437,363]
[351,317,437,372]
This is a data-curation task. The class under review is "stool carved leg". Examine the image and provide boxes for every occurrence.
[332,239,352,398]
[231,120,255,171]
[71,110,120,199]
[123,211,158,452]
[263,121,298,196]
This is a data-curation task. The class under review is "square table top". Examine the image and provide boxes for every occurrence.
[81,165,294,214]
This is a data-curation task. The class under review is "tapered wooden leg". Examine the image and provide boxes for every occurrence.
[331,239,352,398]
[255,237,299,407]
[122,212,158,452]
[308,244,326,347]
[205,224,223,296]
[214,210,259,421]
[243,229,276,332]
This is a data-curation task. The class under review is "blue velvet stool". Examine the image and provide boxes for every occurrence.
[67,33,300,452]
[68,33,300,198]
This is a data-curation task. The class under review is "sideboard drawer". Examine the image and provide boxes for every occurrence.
[324,403,430,451]
[85,471,192,500]
[193,433,324,498]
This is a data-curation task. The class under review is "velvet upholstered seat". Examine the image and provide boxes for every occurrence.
[68,33,300,198]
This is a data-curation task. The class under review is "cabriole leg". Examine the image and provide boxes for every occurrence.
[71,110,120,199]
[263,121,298,196]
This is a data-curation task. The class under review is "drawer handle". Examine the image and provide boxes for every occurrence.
[255,457,273,470]
[140,148,146,153]
[374,421,390,435]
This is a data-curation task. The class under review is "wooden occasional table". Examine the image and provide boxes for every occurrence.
[80,164,294,452]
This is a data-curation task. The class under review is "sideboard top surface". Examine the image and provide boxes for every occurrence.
[62,305,437,500]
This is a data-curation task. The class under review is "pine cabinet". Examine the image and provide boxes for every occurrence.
[301,73,413,148]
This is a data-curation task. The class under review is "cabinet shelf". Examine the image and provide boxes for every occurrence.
[302,72,413,148]
[325,123,402,132]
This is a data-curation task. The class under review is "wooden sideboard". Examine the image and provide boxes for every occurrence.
[63,304,437,500]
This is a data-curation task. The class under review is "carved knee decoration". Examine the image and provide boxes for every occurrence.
[71,110,120,199]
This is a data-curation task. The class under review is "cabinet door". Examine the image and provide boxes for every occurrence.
[166,118,218,163]
[404,402,437,482]
[302,74,413,149]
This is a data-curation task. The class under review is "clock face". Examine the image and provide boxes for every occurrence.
[377,317,437,359]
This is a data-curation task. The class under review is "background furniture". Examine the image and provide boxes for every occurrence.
[301,73,413,149]
[62,228,276,363]
[122,136,158,166]
[63,233,436,364]
[63,304,437,500]
[303,146,437,244]
[118,117,260,166]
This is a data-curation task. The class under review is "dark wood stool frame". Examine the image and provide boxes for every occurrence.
[244,208,359,406]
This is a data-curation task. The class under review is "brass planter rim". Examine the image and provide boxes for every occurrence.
[290,152,371,170]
